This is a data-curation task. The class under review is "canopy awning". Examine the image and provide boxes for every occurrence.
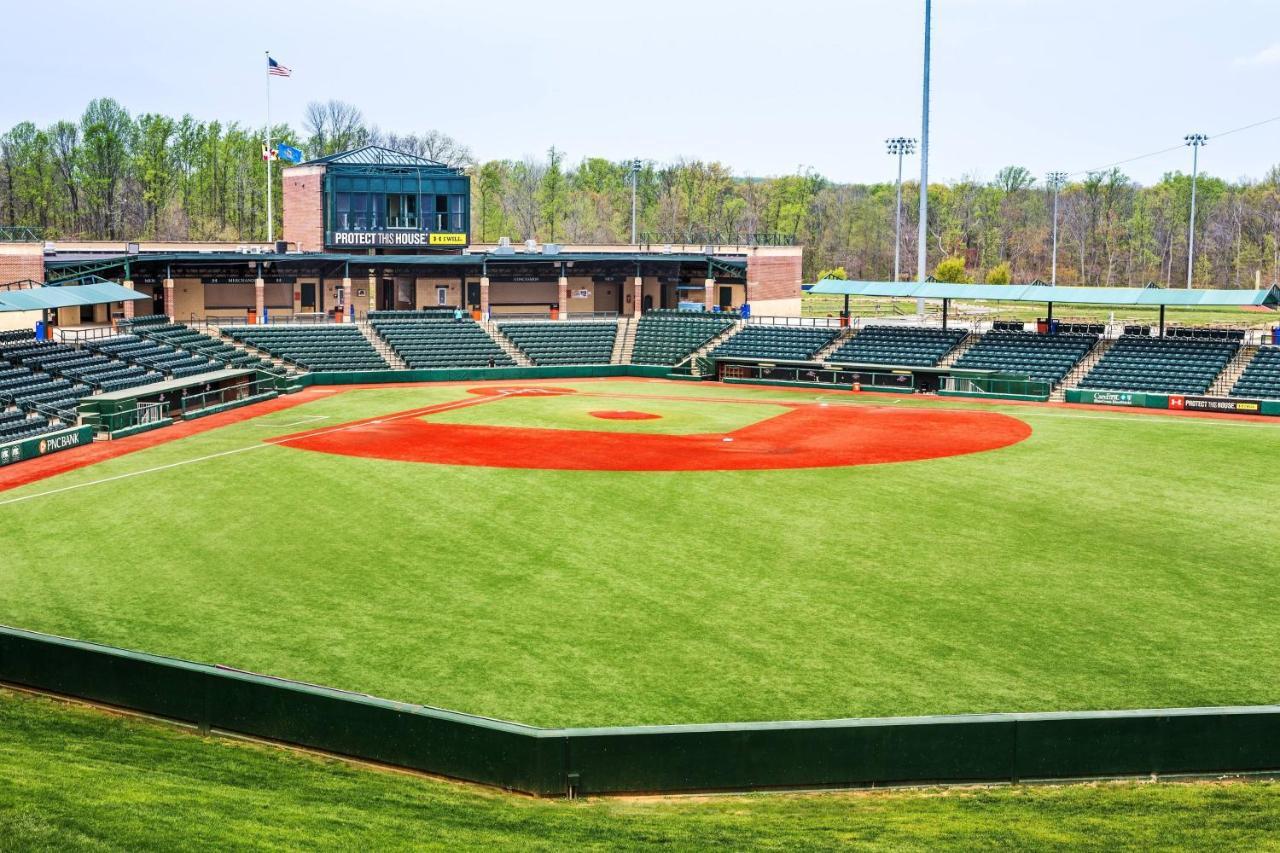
[806,280,1280,308]
[0,282,147,313]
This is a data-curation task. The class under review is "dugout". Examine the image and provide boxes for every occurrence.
[79,368,277,438]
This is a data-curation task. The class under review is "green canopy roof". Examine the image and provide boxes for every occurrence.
[0,282,146,313]
[807,280,1280,308]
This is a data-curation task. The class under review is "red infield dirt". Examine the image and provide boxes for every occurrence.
[589,410,662,421]
[276,397,1032,472]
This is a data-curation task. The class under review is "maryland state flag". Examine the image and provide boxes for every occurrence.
[261,144,278,162]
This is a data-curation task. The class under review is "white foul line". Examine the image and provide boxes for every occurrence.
[0,393,503,509]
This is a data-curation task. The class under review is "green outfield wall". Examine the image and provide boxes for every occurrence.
[295,365,672,386]
[0,426,92,468]
[3,625,1279,797]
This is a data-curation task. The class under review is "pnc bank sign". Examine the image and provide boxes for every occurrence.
[328,231,468,248]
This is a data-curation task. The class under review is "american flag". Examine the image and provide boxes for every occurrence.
[268,56,291,77]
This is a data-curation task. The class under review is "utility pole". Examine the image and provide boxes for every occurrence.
[630,159,642,245]
[1184,134,1208,289]
[1047,171,1068,285]
[887,138,917,282]
[916,0,932,316]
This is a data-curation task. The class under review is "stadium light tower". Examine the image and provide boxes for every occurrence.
[1046,171,1068,285]
[629,159,643,245]
[916,0,932,316]
[886,138,917,282]
[1184,134,1208,289]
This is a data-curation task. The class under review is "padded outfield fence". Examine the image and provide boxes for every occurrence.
[4,624,1279,797]
[939,375,1052,402]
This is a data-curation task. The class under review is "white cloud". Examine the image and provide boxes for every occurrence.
[1236,43,1280,66]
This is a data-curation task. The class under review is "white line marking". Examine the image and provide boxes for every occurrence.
[247,415,329,428]
[0,394,497,508]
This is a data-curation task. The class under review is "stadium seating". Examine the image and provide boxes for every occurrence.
[84,335,223,379]
[499,322,616,365]
[632,310,737,366]
[954,331,1098,386]
[1230,347,1280,400]
[370,317,512,369]
[1079,336,1239,395]
[707,324,839,362]
[225,326,388,371]
[130,321,278,372]
[828,325,966,367]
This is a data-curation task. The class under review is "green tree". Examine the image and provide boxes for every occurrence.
[986,261,1013,284]
[934,256,972,283]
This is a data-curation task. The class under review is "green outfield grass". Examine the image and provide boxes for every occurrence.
[2,379,1279,728]
[802,292,1278,328]
[4,689,1279,852]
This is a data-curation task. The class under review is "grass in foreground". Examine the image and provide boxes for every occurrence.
[802,293,1277,327]
[2,380,1280,727]
[3,688,1279,852]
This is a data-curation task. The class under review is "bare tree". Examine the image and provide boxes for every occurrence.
[372,129,474,168]
[303,101,369,158]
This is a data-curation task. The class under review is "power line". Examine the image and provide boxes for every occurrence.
[1069,113,1280,178]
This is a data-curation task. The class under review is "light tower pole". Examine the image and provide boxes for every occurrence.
[887,138,917,282]
[1184,134,1208,289]
[1046,171,1068,285]
[629,159,642,245]
[916,0,932,317]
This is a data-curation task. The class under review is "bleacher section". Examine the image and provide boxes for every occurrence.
[632,310,736,366]
[224,326,388,372]
[829,325,965,367]
[370,317,511,369]
[707,324,839,362]
[954,332,1098,386]
[499,322,616,365]
[1231,347,1280,400]
[125,317,278,373]
[83,335,221,379]
[1079,336,1239,395]
[0,341,94,413]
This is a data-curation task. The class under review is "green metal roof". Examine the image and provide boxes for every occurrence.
[807,280,1280,308]
[300,145,449,168]
[44,251,746,274]
[0,282,146,313]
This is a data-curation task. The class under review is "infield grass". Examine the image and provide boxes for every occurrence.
[1,379,1278,727]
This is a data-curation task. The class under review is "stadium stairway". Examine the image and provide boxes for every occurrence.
[610,317,634,365]
[683,320,746,376]
[811,328,855,362]
[356,321,408,370]
[479,321,534,367]
[1208,345,1258,396]
[935,332,981,368]
[1053,338,1118,401]
[1230,346,1280,400]
[199,327,299,377]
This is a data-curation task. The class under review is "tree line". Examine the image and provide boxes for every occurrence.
[3,99,1279,288]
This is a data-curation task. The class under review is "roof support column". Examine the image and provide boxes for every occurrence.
[341,274,353,321]
[633,274,643,317]
[367,268,378,318]
[704,276,716,312]
[480,276,490,319]
[255,263,266,324]
[1159,304,1166,338]
[942,298,949,330]
[163,277,176,322]
[122,278,135,322]
[557,273,569,320]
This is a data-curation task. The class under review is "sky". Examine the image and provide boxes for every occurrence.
[4,0,1279,186]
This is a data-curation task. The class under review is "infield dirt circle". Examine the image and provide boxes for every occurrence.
[277,390,1032,472]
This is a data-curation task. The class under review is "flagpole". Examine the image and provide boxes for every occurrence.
[265,50,274,244]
